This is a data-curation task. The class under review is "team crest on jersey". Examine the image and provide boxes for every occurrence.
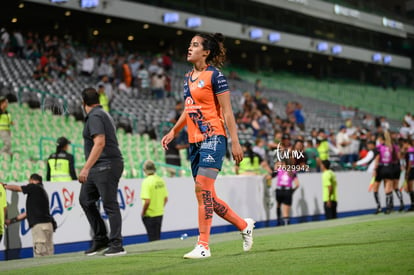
[185,97,194,105]
[197,80,205,88]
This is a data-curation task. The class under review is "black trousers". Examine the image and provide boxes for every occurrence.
[79,161,124,248]
[324,201,338,220]
[142,215,163,241]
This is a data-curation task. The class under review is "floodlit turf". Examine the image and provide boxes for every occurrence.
[2,213,414,274]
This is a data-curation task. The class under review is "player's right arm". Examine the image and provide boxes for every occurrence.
[161,110,186,150]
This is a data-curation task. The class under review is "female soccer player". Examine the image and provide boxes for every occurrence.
[402,138,414,211]
[161,33,255,259]
[273,160,300,226]
[375,132,397,214]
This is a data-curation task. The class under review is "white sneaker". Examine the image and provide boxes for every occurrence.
[183,244,211,259]
[241,218,255,252]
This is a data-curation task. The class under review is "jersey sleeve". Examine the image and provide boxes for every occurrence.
[21,184,31,195]
[88,113,106,137]
[211,69,229,95]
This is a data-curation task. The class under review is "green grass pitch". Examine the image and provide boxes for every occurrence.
[1,213,414,274]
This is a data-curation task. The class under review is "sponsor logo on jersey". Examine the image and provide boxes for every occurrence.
[203,154,216,163]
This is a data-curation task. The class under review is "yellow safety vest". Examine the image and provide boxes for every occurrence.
[317,140,329,161]
[48,158,72,182]
[238,156,261,174]
[99,93,109,112]
[0,113,11,131]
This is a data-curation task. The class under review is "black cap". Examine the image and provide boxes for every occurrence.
[29,173,43,183]
[242,141,252,148]
[282,133,290,140]
[56,136,71,147]
[322,160,331,169]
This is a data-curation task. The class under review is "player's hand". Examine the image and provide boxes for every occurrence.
[232,142,243,165]
[327,201,332,208]
[161,131,174,150]
[78,167,90,184]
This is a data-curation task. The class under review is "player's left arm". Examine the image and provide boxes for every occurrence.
[4,184,23,192]
[142,198,150,217]
[327,179,333,207]
[293,177,300,192]
[217,93,243,164]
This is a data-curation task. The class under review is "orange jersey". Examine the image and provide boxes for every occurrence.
[183,65,229,143]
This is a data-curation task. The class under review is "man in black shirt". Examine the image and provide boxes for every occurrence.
[78,87,125,256]
[3,174,54,257]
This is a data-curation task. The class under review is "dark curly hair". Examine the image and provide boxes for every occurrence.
[195,33,226,68]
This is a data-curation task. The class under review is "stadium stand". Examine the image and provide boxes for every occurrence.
[0,0,412,180]
[0,45,409,179]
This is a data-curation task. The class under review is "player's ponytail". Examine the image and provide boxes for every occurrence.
[383,130,392,148]
[197,33,226,68]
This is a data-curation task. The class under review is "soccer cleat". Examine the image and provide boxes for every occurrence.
[84,240,109,256]
[183,244,211,259]
[374,207,382,215]
[103,246,127,257]
[399,205,405,212]
[241,218,255,252]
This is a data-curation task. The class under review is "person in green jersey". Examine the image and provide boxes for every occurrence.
[236,142,272,175]
[98,84,110,112]
[140,160,168,241]
[305,138,320,172]
[321,160,338,219]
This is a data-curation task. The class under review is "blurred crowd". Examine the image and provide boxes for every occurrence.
[233,80,413,173]
[0,28,174,104]
[1,27,413,175]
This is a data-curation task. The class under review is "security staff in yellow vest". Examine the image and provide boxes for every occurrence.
[235,142,272,175]
[98,84,110,112]
[46,137,77,182]
[0,96,13,155]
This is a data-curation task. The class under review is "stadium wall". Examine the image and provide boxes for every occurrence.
[0,172,409,260]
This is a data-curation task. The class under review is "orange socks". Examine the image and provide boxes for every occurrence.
[195,170,247,248]
[195,174,214,248]
[212,191,247,231]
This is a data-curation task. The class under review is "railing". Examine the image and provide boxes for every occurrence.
[110,109,138,134]
[138,160,191,178]
[39,136,83,167]
[18,87,69,116]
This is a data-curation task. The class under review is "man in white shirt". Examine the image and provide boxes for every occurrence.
[336,125,351,165]
[0,28,10,53]
[81,53,95,76]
